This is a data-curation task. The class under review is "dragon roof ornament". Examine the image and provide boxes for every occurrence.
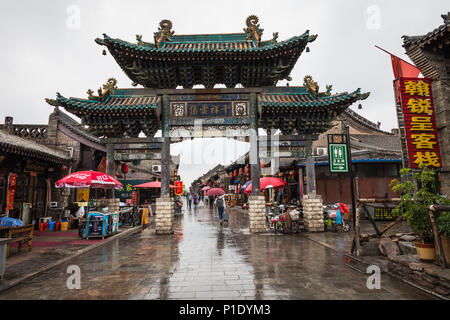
[153,19,175,48]
[244,15,264,46]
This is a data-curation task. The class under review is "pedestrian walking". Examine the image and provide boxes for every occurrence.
[215,194,226,225]
[209,195,214,210]
[188,193,192,210]
[193,194,199,209]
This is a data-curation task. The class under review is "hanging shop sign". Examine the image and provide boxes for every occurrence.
[373,207,400,221]
[23,160,46,174]
[97,156,107,173]
[328,134,349,173]
[174,181,184,196]
[115,180,144,202]
[131,191,138,205]
[76,188,90,202]
[6,173,17,213]
[399,77,442,168]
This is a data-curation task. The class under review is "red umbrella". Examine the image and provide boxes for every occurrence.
[55,170,123,189]
[206,188,225,196]
[201,186,211,191]
[244,177,287,194]
[133,181,175,188]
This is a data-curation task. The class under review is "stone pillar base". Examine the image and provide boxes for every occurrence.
[248,195,267,233]
[155,197,174,234]
[302,193,324,232]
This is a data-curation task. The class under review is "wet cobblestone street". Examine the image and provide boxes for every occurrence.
[0,204,435,300]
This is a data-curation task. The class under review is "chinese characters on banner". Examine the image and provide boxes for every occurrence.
[131,191,138,205]
[399,78,442,168]
[6,173,17,214]
[174,181,184,196]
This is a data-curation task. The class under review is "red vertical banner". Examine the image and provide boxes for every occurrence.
[6,173,17,214]
[131,191,138,205]
[399,77,442,168]
[174,181,183,196]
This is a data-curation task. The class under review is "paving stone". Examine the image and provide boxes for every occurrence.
[0,203,436,300]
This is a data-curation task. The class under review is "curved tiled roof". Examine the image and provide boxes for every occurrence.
[94,21,316,88]
[0,129,70,164]
[53,110,103,144]
[403,12,449,48]
[259,89,369,110]
[98,31,312,54]
[343,108,393,135]
[54,93,160,113]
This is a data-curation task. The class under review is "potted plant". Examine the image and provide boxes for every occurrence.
[390,167,450,261]
[437,213,450,264]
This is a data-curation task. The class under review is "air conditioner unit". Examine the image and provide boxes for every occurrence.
[152,165,161,173]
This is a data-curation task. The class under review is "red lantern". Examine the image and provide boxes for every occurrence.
[115,172,119,177]
[246,177,250,181]
[239,168,243,175]
[234,170,238,177]
[279,172,284,177]
[244,165,249,173]
[229,172,233,178]
[121,163,129,174]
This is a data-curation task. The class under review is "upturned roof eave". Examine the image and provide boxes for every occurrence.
[259,89,370,110]
[97,31,311,55]
[50,93,159,114]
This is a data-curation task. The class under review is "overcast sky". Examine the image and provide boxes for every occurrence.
[0,0,447,186]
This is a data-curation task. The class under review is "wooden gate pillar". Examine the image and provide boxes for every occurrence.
[248,93,266,232]
[303,134,324,232]
[305,135,316,194]
[249,93,260,196]
[161,94,171,198]
[106,142,115,199]
[156,94,174,234]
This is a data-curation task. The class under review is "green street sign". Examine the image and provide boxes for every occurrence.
[329,143,349,173]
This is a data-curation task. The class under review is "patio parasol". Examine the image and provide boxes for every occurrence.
[206,188,225,197]
[244,177,287,194]
[133,181,175,188]
[241,180,252,191]
[55,170,123,189]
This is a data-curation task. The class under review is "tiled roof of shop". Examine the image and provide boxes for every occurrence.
[0,129,70,164]
[403,12,450,47]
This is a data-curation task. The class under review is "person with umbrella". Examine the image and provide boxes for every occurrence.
[206,188,226,224]
[209,195,215,210]
[214,194,227,225]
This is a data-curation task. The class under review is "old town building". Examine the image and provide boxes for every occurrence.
[402,12,450,196]
[202,108,402,206]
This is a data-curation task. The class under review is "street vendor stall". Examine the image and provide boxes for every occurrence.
[133,181,176,219]
[55,170,123,238]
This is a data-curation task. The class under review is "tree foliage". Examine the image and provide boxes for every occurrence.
[389,167,450,243]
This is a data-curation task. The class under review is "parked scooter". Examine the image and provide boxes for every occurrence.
[266,203,288,234]
[289,206,303,233]
[323,203,351,232]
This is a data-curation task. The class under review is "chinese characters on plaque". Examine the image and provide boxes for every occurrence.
[171,101,248,118]
[399,77,442,168]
